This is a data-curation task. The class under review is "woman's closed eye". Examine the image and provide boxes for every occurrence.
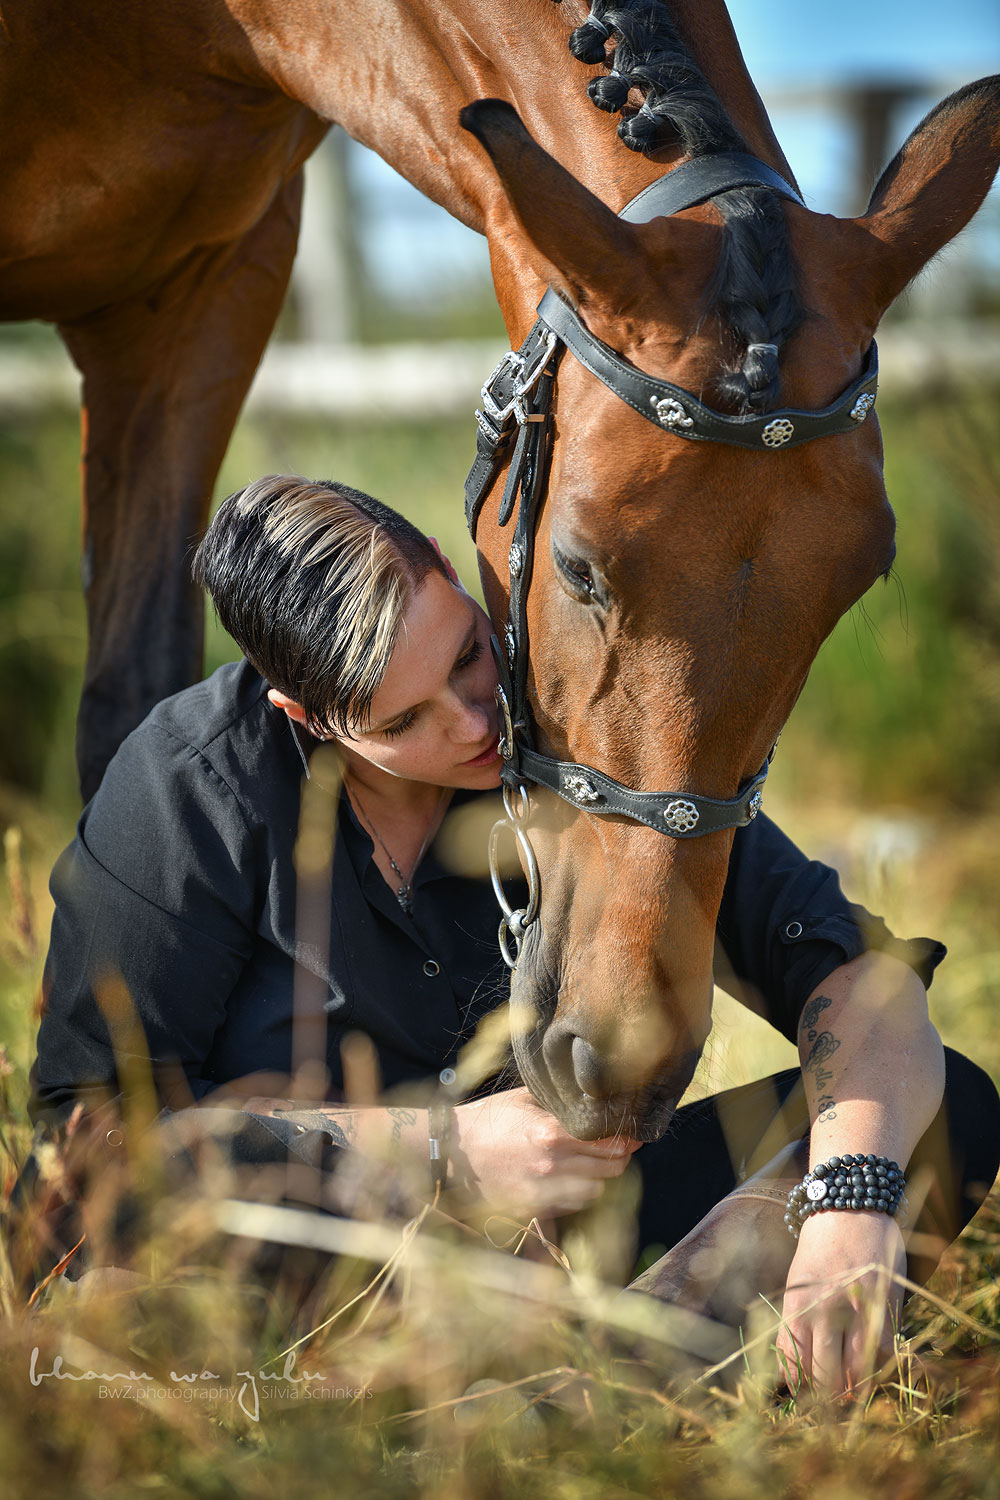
[455,638,483,671]
[381,710,417,741]
[380,638,483,740]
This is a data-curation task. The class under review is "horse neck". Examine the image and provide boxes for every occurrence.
[666,1,796,183]
[225,0,791,329]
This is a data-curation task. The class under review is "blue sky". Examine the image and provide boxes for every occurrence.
[730,0,998,83]
[350,4,999,298]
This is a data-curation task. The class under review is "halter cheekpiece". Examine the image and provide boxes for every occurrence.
[464,152,879,966]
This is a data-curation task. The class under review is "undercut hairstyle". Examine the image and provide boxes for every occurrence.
[192,475,447,737]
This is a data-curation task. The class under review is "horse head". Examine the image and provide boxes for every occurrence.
[462,78,1000,1142]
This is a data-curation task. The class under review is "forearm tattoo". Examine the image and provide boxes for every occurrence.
[804,1031,840,1068]
[317,1109,358,1147]
[800,992,832,1042]
[800,995,840,1122]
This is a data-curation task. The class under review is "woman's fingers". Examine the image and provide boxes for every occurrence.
[544,1176,606,1213]
[569,1137,642,1160]
[780,1295,897,1396]
[777,1213,907,1395]
[452,1090,644,1212]
[775,1321,809,1390]
[808,1316,848,1394]
[843,1302,895,1390]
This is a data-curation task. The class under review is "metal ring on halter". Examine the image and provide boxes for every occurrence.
[512,331,558,406]
[488,783,541,969]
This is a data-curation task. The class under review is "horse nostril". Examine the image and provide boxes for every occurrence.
[571,1035,611,1099]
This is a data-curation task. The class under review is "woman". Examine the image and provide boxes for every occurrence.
[28,474,1000,1392]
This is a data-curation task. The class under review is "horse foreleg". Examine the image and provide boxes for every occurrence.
[59,174,304,801]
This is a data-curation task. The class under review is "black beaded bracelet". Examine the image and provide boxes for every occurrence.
[428,1101,452,1195]
[784,1154,906,1239]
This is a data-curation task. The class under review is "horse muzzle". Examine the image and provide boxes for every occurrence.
[513,1016,704,1143]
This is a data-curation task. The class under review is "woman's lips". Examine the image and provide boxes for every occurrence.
[461,735,501,768]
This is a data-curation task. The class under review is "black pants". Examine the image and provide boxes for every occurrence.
[633,1047,1000,1279]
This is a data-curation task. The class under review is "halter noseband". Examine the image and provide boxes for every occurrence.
[465,153,879,967]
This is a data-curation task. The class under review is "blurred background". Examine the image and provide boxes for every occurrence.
[1,1,998,1098]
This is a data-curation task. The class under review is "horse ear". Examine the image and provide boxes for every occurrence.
[849,77,1000,325]
[460,99,643,305]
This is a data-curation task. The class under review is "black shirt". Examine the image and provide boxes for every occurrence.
[30,660,944,1125]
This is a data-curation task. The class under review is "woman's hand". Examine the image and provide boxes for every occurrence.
[776,1210,906,1395]
[452,1086,641,1217]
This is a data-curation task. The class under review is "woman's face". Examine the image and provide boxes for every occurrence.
[341,567,502,790]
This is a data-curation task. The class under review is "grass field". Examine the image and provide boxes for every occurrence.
[0,382,998,1497]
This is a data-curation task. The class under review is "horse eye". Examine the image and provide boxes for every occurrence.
[553,543,597,598]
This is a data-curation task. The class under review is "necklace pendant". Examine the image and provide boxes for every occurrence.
[397,884,413,910]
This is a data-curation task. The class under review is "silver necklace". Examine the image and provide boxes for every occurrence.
[347,783,446,912]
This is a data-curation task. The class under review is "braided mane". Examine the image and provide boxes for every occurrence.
[562,0,803,412]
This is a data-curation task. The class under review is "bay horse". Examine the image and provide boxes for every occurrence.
[1,2,997,1140]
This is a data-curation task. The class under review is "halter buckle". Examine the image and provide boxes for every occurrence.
[480,333,559,430]
[496,683,516,762]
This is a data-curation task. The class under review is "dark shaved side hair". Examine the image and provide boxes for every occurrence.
[192,475,447,737]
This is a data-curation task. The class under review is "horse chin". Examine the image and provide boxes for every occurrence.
[513,1035,682,1143]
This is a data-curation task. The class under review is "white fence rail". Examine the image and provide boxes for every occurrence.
[0,324,996,420]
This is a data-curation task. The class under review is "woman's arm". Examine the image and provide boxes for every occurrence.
[777,951,945,1392]
[31,722,258,1125]
[239,1088,640,1216]
[715,811,945,1039]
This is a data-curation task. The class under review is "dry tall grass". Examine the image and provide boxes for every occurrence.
[1,822,998,1500]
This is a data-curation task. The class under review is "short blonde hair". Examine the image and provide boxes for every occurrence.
[192,475,446,736]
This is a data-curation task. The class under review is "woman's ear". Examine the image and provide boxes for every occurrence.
[429,537,460,586]
[267,689,312,728]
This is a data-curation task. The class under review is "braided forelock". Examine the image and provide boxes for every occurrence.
[706,189,803,410]
[564,0,804,412]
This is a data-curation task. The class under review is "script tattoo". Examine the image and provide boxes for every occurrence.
[388,1106,417,1145]
[800,993,832,1044]
[817,1096,838,1122]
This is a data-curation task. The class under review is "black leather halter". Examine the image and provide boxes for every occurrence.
[464,154,879,955]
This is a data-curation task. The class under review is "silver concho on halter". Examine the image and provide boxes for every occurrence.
[563,773,602,806]
[850,392,876,423]
[662,799,700,833]
[651,396,694,430]
[761,418,795,449]
[747,788,763,820]
[508,542,524,579]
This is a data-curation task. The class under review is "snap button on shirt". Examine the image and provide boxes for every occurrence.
[423,960,441,978]
[785,920,804,939]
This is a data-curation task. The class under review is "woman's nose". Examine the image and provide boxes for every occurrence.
[449,691,492,744]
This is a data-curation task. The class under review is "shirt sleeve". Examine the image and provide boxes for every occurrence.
[714,811,946,1042]
[30,724,259,1125]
